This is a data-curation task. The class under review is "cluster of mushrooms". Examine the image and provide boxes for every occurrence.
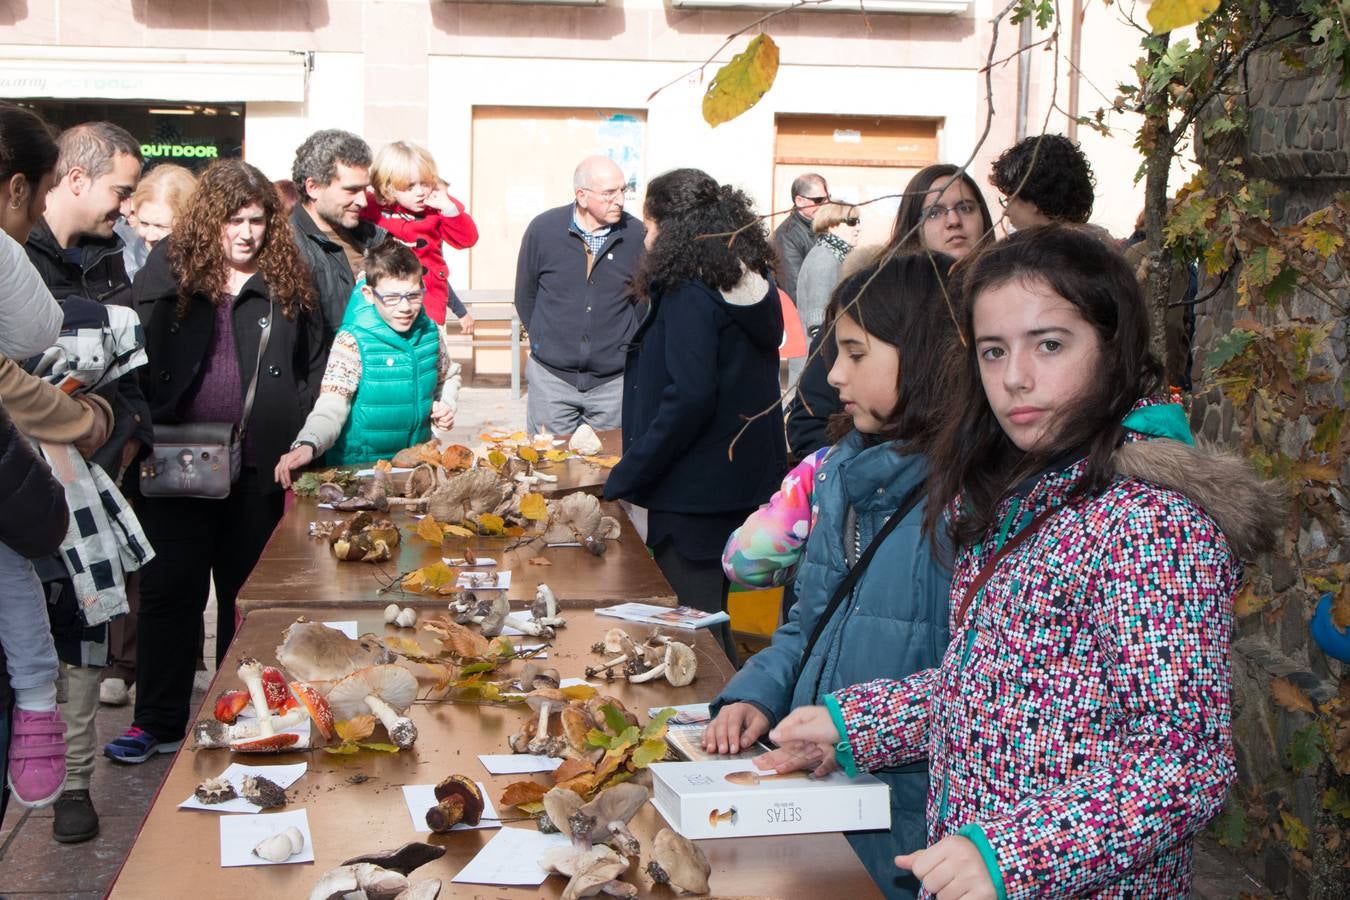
[309,842,447,900]
[193,621,420,753]
[449,583,567,639]
[586,629,698,687]
[507,689,635,758]
[537,783,711,898]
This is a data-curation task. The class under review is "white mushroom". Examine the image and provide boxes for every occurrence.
[253,825,305,862]
[384,603,402,625]
[568,424,603,456]
[395,607,418,629]
[627,641,697,687]
[532,584,558,620]
[539,845,634,900]
[308,863,409,900]
[524,687,568,755]
[326,665,419,749]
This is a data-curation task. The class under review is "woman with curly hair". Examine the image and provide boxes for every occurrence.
[989,133,1095,230]
[603,168,788,661]
[106,159,322,763]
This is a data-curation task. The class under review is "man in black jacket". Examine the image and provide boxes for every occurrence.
[289,129,386,350]
[771,172,829,303]
[514,155,644,435]
[22,121,148,844]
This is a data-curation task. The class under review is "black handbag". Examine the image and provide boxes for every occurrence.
[139,300,272,500]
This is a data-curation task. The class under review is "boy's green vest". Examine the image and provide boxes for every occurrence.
[326,289,440,466]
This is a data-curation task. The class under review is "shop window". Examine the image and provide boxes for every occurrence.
[16,100,245,173]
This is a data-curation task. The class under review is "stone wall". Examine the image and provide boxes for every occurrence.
[1189,20,1349,899]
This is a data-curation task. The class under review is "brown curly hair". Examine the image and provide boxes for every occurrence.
[169,159,314,319]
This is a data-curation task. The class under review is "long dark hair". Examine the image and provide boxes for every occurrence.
[635,168,776,298]
[0,103,58,188]
[885,164,994,255]
[170,159,314,320]
[823,251,958,450]
[923,224,1162,546]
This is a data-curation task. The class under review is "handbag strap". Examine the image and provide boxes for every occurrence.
[800,479,927,683]
[240,299,273,439]
[952,503,1062,630]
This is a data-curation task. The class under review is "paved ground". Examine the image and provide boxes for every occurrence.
[0,381,1274,898]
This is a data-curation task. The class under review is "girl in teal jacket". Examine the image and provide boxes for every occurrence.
[705,251,959,899]
[274,239,461,483]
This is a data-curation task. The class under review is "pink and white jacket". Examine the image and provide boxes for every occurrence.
[826,406,1282,899]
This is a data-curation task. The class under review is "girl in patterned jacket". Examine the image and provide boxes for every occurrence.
[770,224,1282,899]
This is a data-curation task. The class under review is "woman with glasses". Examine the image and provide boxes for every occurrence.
[274,238,461,481]
[114,159,323,762]
[790,201,861,386]
[787,165,994,458]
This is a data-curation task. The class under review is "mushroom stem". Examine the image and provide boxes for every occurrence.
[535,701,555,744]
[238,658,275,737]
[627,662,666,684]
[364,694,418,749]
[503,614,555,638]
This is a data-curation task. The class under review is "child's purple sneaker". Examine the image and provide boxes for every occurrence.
[7,707,67,808]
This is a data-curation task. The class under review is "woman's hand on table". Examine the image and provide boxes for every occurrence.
[765,705,841,778]
[274,443,315,489]
[701,702,769,755]
[896,836,996,899]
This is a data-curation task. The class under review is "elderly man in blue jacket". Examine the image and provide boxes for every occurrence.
[513,156,645,435]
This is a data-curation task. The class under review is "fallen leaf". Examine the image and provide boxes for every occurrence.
[552,757,595,784]
[478,513,506,536]
[415,516,447,544]
[528,556,553,567]
[436,620,491,657]
[519,447,540,463]
[335,715,377,743]
[560,684,597,702]
[443,524,475,538]
[504,525,526,537]
[356,741,401,754]
[403,561,456,593]
[383,635,424,657]
[507,431,527,442]
[499,780,549,809]
[544,449,571,462]
[416,443,443,466]
[519,493,549,522]
[555,771,600,797]
[630,737,670,769]
[585,455,621,468]
[1272,677,1316,714]
[441,444,475,471]
[487,450,508,469]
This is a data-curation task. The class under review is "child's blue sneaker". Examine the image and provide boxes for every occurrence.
[103,726,181,764]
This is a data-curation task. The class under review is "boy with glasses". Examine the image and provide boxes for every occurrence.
[274,239,460,481]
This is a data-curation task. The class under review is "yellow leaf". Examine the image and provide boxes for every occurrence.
[560,684,598,702]
[415,516,446,544]
[403,561,456,593]
[1146,0,1219,33]
[335,715,376,742]
[478,513,506,536]
[703,34,780,128]
[443,524,475,538]
[519,493,549,522]
[1233,584,1269,617]
[519,447,540,463]
[507,431,527,443]
[487,450,507,469]
[357,741,402,753]
[323,743,361,755]
[383,635,424,657]
[1271,677,1316,714]
[586,455,621,468]
[544,449,570,462]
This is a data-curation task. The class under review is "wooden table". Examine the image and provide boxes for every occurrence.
[534,428,623,498]
[236,496,674,616]
[109,607,883,899]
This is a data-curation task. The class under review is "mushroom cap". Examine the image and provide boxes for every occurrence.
[290,681,335,740]
[662,642,697,687]
[577,783,648,834]
[560,706,594,750]
[432,775,484,826]
[326,664,418,719]
[478,593,510,635]
[541,788,585,840]
[276,620,395,685]
[524,687,567,713]
[232,732,300,753]
[340,841,446,876]
[647,827,710,894]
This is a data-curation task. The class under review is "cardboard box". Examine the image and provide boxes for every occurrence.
[649,760,890,840]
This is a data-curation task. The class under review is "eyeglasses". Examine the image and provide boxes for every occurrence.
[582,187,625,202]
[922,200,980,222]
[799,195,829,204]
[842,217,860,227]
[368,287,425,308]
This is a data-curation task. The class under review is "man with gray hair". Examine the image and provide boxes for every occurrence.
[514,155,645,435]
[771,172,829,303]
[289,129,386,348]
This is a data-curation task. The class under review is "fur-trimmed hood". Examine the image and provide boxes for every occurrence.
[1113,437,1285,560]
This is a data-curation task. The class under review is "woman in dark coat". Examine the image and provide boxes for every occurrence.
[105,160,323,764]
[603,168,787,660]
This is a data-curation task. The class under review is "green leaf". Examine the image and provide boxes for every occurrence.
[1309,17,1333,44]
[702,34,780,128]
[1262,266,1299,306]
[586,727,616,750]
[356,741,401,754]
[600,703,630,737]
[1206,329,1256,371]
[1280,810,1309,850]
[1211,805,1249,848]
[630,737,670,769]
[323,742,362,755]
[1147,0,1220,33]
[1240,245,1285,295]
[611,725,640,752]
[1311,408,1345,455]
[1164,195,1217,245]
[1285,722,1325,773]
[1323,787,1350,820]
[642,707,678,740]
[489,637,515,656]
[459,661,496,676]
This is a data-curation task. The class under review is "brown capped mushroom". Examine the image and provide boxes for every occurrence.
[571,783,649,857]
[194,776,237,804]
[645,827,710,895]
[340,841,446,876]
[326,665,419,749]
[426,775,484,831]
[478,593,510,637]
[241,774,288,809]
